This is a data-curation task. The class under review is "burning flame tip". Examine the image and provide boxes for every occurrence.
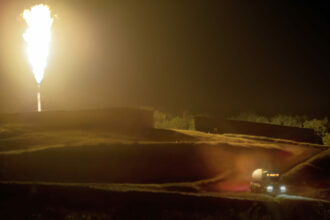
[23,4,53,85]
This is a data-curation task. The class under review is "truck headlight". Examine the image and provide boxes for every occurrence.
[280,185,286,192]
[266,185,273,192]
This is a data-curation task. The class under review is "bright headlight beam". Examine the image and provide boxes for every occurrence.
[266,185,273,192]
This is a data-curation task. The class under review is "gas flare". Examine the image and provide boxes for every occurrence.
[23,4,54,112]
[23,4,53,84]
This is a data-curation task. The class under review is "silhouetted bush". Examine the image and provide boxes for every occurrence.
[323,133,330,146]
[154,111,195,130]
[270,115,307,127]
[303,118,328,137]
[229,112,270,124]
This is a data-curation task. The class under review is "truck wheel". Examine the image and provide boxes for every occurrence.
[251,186,260,193]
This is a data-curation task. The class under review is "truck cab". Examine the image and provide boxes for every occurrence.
[250,168,287,194]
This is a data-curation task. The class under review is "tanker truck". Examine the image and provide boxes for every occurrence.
[250,168,287,194]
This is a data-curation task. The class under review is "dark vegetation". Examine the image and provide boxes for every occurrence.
[154,111,195,130]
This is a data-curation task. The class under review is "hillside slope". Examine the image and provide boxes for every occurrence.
[0,123,325,192]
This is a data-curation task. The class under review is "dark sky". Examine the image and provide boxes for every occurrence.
[0,0,329,116]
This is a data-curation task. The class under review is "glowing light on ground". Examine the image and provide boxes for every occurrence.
[23,4,54,112]
[37,85,41,112]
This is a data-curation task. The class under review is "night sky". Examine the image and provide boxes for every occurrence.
[0,0,329,116]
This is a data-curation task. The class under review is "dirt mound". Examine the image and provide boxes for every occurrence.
[0,108,153,131]
[195,116,322,144]
[282,149,330,188]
